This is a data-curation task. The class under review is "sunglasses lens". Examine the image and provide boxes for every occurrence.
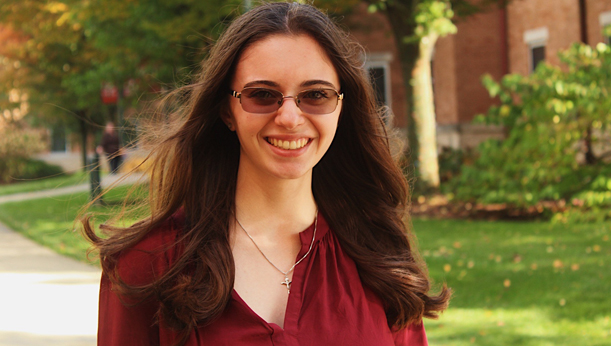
[240,88,282,113]
[298,89,337,115]
[238,88,340,114]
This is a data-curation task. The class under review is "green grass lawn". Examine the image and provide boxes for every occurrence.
[0,190,609,345]
[0,171,89,196]
[0,184,147,263]
[414,218,611,345]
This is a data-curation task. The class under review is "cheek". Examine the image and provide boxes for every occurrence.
[317,118,340,148]
[233,115,267,145]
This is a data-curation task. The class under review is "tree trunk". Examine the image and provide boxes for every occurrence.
[584,125,597,165]
[384,1,441,188]
[78,112,88,172]
[384,1,420,163]
[117,84,125,147]
[412,32,440,187]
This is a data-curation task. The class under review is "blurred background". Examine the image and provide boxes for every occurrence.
[0,0,610,345]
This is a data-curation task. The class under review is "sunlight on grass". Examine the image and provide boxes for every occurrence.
[412,218,611,346]
[1,192,609,345]
[0,184,148,264]
[427,307,611,346]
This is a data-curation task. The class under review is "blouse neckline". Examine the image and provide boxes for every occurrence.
[230,212,330,332]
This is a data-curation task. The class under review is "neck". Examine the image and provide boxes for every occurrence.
[234,166,317,237]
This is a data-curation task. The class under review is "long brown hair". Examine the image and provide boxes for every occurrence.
[83,1,450,341]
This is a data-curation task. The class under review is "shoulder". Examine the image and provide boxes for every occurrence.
[114,210,186,287]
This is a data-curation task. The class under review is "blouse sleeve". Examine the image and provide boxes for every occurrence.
[98,273,160,346]
[97,216,183,346]
[392,322,428,346]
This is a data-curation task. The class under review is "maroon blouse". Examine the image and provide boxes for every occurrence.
[98,212,428,345]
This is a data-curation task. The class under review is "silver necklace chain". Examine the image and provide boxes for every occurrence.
[235,213,318,294]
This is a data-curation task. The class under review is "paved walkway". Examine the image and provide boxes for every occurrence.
[0,173,147,346]
[0,221,100,346]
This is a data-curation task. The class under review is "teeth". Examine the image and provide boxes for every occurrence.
[268,138,308,150]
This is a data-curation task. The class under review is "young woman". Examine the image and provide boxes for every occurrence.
[83,2,450,345]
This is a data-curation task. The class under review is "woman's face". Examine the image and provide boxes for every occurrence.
[227,34,342,181]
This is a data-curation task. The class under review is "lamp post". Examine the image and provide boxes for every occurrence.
[89,152,104,205]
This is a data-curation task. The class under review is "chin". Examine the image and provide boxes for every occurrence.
[268,165,313,181]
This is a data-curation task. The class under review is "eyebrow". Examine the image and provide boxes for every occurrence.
[243,80,280,88]
[242,79,338,89]
[301,80,337,89]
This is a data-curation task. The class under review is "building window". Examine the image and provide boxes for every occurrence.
[530,45,546,72]
[368,66,387,106]
[524,27,549,73]
[50,125,66,152]
[600,11,611,44]
[364,52,393,110]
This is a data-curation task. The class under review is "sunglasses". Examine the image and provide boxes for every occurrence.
[230,87,344,115]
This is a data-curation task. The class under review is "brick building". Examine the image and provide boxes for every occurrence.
[347,0,611,150]
[5,1,611,170]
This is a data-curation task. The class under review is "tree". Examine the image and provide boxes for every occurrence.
[0,0,241,170]
[0,0,106,170]
[365,0,508,189]
[1,0,506,179]
[449,42,611,217]
[400,1,456,188]
[74,0,241,144]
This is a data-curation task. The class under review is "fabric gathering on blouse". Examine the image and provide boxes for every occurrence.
[98,212,429,346]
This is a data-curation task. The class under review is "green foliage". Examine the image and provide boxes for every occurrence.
[407,147,476,198]
[437,147,476,183]
[411,0,456,40]
[0,0,106,138]
[368,0,456,43]
[77,0,241,90]
[0,123,47,183]
[448,43,611,219]
[0,0,243,139]
[10,158,64,181]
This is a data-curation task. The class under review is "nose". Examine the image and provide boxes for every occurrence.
[275,97,304,130]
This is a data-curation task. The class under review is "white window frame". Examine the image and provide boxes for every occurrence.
[600,11,611,44]
[524,27,549,73]
[364,52,393,111]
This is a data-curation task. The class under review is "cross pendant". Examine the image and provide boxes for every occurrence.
[281,276,292,294]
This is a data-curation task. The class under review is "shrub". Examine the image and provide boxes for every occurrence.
[408,147,477,199]
[447,43,611,219]
[0,124,49,183]
[11,158,64,180]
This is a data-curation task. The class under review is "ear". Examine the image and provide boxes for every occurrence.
[221,110,235,131]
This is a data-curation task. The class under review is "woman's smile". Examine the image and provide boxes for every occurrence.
[266,137,311,150]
